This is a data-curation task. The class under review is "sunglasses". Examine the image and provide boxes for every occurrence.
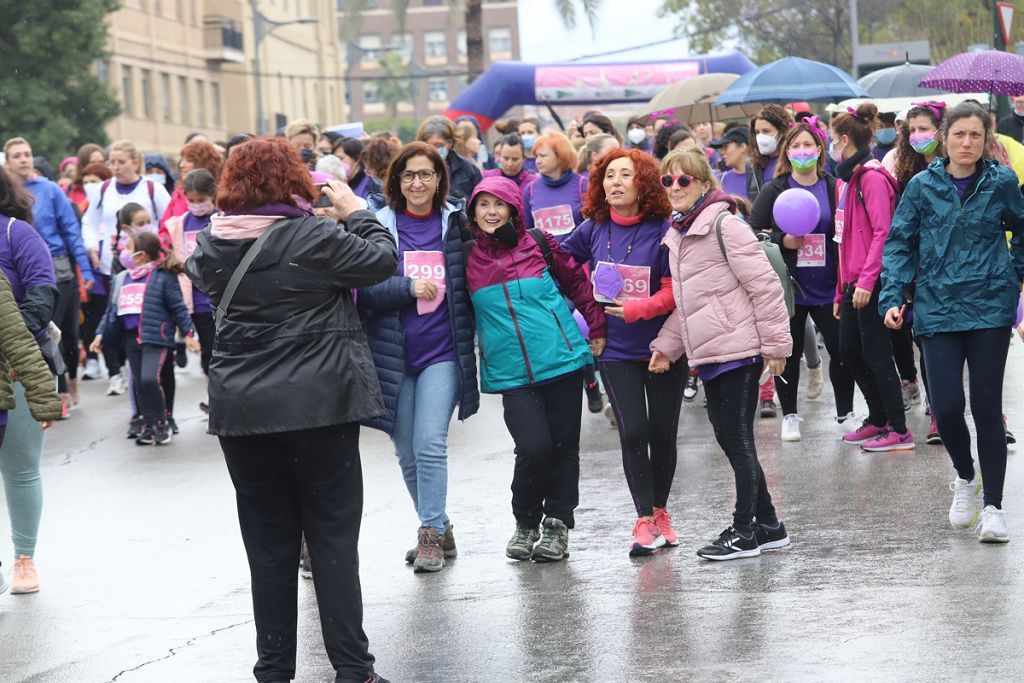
[660,173,694,189]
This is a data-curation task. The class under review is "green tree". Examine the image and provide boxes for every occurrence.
[376,52,412,132]
[0,0,121,163]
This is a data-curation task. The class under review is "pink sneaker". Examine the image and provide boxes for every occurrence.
[861,428,915,452]
[629,518,666,556]
[842,421,887,444]
[653,508,678,546]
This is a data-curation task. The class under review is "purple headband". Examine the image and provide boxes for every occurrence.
[845,106,864,121]
[910,100,946,122]
[790,116,829,144]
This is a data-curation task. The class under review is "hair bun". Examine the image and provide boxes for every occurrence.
[856,103,879,122]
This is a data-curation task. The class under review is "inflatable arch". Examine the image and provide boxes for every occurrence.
[444,50,757,131]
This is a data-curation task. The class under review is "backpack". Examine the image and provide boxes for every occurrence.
[714,212,796,318]
[97,178,158,218]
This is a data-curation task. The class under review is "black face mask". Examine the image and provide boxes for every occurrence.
[300,148,314,164]
[492,220,519,248]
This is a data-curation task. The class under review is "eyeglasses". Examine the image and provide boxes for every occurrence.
[660,173,694,189]
[399,170,438,184]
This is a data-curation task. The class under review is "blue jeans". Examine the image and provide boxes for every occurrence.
[391,361,459,532]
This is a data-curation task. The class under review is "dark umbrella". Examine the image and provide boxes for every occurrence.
[858,63,942,98]
[920,50,1024,96]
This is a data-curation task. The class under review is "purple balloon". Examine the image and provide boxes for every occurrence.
[573,309,590,340]
[773,188,820,236]
[1016,297,1023,327]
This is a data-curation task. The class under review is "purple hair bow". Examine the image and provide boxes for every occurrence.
[911,100,946,122]
[846,106,863,121]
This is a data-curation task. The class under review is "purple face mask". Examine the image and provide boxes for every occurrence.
[119,250,136,271]
[594,263,624,299]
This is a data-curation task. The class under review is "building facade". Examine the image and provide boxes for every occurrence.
[338,0,520,126]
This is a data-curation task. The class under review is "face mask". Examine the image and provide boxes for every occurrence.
[875,128,897,146]
[788,149,820,172]
[300,148,314,164]
[135,223,157,235]
[493,220,518,248]
[187,201,214,217]
[521,135,536,152]
[144,173,165,185]
[477,146,489,165]
[627,128,647,145]
[119,250,137,270]
[828,139,845,163]
[909,132,939,155]
[756,133,779,156]
[438,146,449,161]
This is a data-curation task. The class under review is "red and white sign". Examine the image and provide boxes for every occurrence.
[592,261,652,304]
[797,234,827,268]
[184,231,200,258]
[532,204,575,236]
[404,250,446,315]
[535,62,701,101]
[999,2,1015,46]
[117,283,146,315]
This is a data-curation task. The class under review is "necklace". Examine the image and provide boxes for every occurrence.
[606,221,643,264]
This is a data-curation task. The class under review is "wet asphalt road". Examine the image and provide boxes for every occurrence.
[2,345,1024,682]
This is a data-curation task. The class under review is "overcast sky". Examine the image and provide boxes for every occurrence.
[518,0,688,64]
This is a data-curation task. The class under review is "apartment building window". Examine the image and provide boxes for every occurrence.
[396,32,414,62]
[424,31,447,61]
[196,79,205,127]
[121,65,134,116]
[363,83,379,105]
[427,77,449,103]
[457,30,467,58]
[96,59,109,83]
[359,35,382,65]
[489,28,512,57]
[210,82,222,126]
[140,69,152,119]
[160,73,172,121]
[178,76,189,123]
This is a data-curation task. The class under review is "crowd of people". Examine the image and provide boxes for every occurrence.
[1,96,1023,682]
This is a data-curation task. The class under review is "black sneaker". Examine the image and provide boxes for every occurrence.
[168,417,180,434]
[754,521,790,550]
[760,400,777,419]
[1004,415,1016,445]
[585,381,603,413]
[154,421,172,445]
[175,343,188,368]
[135,425,156,446]
[697,527,761,561]
[683,372,699,402]
[126,415,144,440]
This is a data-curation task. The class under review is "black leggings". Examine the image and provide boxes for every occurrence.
[891,324,918,383]
[502,370,583,528]
[704,362,778,531]
[53,278,80,388]
[777,303,854,417]
[920,328,1009,508]
[125,337,172,424]
[600,360,685,518]
[838,283,907,432]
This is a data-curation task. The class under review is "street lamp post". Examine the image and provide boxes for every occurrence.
[250,0,317,135]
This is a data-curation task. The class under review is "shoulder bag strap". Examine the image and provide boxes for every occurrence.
[714,213,730,264]
[527,227,553,270]
[215,219,289,330]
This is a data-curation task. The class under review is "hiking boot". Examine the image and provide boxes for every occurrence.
[585,381,603,413]
[10,556,39,594]
[412,527,445,573]
[406,523,457,563]
[506,524,541,560]
[531,518,569,562]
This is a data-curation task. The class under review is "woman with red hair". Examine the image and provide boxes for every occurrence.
[562,148,683,557]
[185,136,396,683]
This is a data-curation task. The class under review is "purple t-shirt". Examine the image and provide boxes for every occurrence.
[0,410,6,426]
[523,172,587,242]
[698,356,762,382]
[0,215,57,306]
[788,176,836,307]
[762,156,779,184]
[523,157,538,174]
[396,211,456,372]
[951,171,979,202]
[562,215,671,362]
[183,212,212,314]
[720,170,748,198]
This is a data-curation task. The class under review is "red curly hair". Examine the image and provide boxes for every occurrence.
[180,140,223,180]
[217,137,316,213]
[583,148,671,223]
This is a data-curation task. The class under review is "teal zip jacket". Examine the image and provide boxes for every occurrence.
[880,158,1024,336]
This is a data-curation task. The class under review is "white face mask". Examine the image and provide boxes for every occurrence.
[756,134,778,156]
[627,128,647,145]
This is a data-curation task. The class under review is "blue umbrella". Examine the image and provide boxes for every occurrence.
[858,63,942,98]
[716,56,869,105]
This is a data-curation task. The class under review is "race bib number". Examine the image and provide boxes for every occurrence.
[833,209,844,244]
[797,233,826,267]
[184,230,200,258]
[404,251,445,282]
[117,283,145,315]
[532,204,575,236]
[592,261,652,303]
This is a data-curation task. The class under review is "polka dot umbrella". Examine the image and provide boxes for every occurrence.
[919,50,1024,96]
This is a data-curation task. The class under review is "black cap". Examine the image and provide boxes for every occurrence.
[709,127,748,148]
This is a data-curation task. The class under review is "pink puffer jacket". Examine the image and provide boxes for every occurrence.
[650,199,792,367]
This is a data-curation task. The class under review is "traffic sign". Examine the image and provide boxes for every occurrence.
[998,2,1015,47]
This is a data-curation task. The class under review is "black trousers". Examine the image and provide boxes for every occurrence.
[921,328,1010,508]
[502,370,583,528]
[124,336,170,424]
[777,303,855,417]
[838,283,907,432]
[704,362,777,532]
[191,311,215,375]
[891,324,918,383]
[600,360,685,518]
[53,278,80,388]
[221,423,376,683]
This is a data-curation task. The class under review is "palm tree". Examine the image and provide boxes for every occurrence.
[376,52,412,131]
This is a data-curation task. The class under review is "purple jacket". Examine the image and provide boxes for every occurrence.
[482,167,537,195]
[0,215,57,336]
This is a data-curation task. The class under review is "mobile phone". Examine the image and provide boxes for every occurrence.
[314,183,332,208]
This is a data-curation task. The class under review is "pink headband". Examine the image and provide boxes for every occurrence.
[845,106,864,121]
[910,101,946,122]
[789,116,828,144]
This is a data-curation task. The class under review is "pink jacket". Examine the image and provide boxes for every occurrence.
[833,160,899,304]
[651,198,792,366]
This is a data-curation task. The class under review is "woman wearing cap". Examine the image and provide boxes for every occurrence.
[747,104,793,203]
[710,127,750,197]
[464,175,606,562]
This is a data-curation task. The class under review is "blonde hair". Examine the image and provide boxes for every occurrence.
[660,148,719,188]
[284,118,320,141]
[3,137,29,157]
[109,139,143,167]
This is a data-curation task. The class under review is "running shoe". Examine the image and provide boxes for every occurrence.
[136,425,156,446]
[653,507,679,546]
[979,505,1009,543]
[754,521,790,550]
[927,416,942,445]
[406,523,457,563]
[861,429,915,452]
[629,518,665,557]
[531,517,570,562]
[10,556,39,594]
[82,358,102,380]
[154,421,172,445]
[199,401,210,414]
[842,420,887,445]
[901,380,920,410]
[126,415,144,440]
[169,417,180,434]
[505,525,541,561]
[107,374,127,396]
[949,476,982,529]
[683,372,699,402]
[781,414,803,442]
[412,527,445,573]
[1004,415,1016,445]
[759,399,777,419]
[175,343,188,368]
[604,403,617,429]
[836,411,857,431]
[805,366,823,399]
[697,526,761,561]
[585,380,603,414]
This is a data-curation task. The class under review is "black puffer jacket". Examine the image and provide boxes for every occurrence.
[748,174,837,279]
[185,210,398,437]
[446,151,483,203]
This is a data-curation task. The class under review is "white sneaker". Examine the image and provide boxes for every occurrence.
[979,505,1009,543]
[781,414,803,442]
[82,358,102,380]
[949,476,982,529]
[836,411,857,434]
[805,366,824,399]
[107,374,126,396]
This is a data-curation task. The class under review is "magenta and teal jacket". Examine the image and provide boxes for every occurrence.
[465,176,606,393]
